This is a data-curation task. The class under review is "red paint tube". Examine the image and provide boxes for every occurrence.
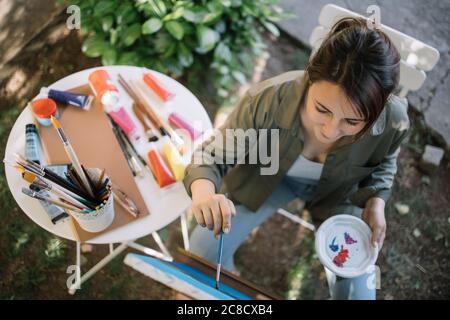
[142,73,175,102]
[168,112,203,141]
[108,107,141,141]
[147,149,176,187]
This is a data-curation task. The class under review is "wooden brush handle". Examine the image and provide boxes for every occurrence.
[132,103,150,131]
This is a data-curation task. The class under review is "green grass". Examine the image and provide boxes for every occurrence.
[285,235,326,300]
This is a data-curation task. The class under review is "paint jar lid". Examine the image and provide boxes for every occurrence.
[315,214,378,278]
[31,98,57,118]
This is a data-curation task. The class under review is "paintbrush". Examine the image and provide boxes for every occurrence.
[50,115,95,197]
[29,183,91,212]
[22,171,92,210]
[119,74,184,148]
[6,157,96,203]
[132,103,159,142]
[15,153,82,194]
[22,187,90,214]
[130,78,184,147]
[106,115,141,177]
[117,74,167,136]
[112,119,151,174]
[95,168,106,190]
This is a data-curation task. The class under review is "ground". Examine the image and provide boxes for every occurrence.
[0,24,449,299]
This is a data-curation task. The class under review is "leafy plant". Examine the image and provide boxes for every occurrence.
[68,0,294,98]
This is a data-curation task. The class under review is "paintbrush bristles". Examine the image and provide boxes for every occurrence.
[22,171,37,183]
[50,115,61,129]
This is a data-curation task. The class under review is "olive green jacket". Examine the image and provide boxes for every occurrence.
[183,70,411,220]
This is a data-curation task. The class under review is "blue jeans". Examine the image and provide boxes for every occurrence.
[189,176,376,300]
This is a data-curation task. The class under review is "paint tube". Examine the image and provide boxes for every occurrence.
[147,148,176,187]
[88,69,120,108]
[161,138,186,181]
[40,87,94,111]
[108,107,141,141]
[142,72,175,102]
[168,112,203,141]
[25,124,42,165]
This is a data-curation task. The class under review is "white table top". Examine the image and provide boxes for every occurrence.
[4,65,213,244]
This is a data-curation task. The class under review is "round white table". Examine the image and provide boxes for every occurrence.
[4,65,212,292]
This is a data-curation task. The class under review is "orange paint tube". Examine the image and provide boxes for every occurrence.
[142,73,175,102]
[147,148,176,187]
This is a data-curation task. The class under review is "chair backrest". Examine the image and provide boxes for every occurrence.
[309,4,440,98]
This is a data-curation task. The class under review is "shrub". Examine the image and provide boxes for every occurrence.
[69,0,293,98]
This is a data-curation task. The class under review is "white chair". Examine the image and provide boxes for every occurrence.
[309,4,440,100]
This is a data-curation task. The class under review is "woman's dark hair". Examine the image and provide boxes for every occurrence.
[305,17,401,140]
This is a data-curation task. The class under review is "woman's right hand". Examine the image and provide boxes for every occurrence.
[189,179,236,239]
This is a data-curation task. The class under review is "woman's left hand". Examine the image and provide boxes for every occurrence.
[362,197,386,251]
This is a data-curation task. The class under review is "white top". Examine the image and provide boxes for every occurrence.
[286,154,324,181]
[4,65,213,244]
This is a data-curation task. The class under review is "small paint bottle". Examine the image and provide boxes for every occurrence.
[88,69,120,108]
[30,98,59,126]
[25,124,42,165]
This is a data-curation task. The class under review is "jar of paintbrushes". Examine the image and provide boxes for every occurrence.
[67,167,115,233]
[11,152,116,233]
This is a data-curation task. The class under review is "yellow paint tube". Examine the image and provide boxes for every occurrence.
[162,140,186,181]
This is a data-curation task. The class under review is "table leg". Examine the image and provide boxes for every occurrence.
[68,241,130,294]
[127,241,172,261]
[67,218,183,294]
[151,232,172,258]
[68,241,82,295]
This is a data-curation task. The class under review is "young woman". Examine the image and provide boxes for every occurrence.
[182,17,410,299]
